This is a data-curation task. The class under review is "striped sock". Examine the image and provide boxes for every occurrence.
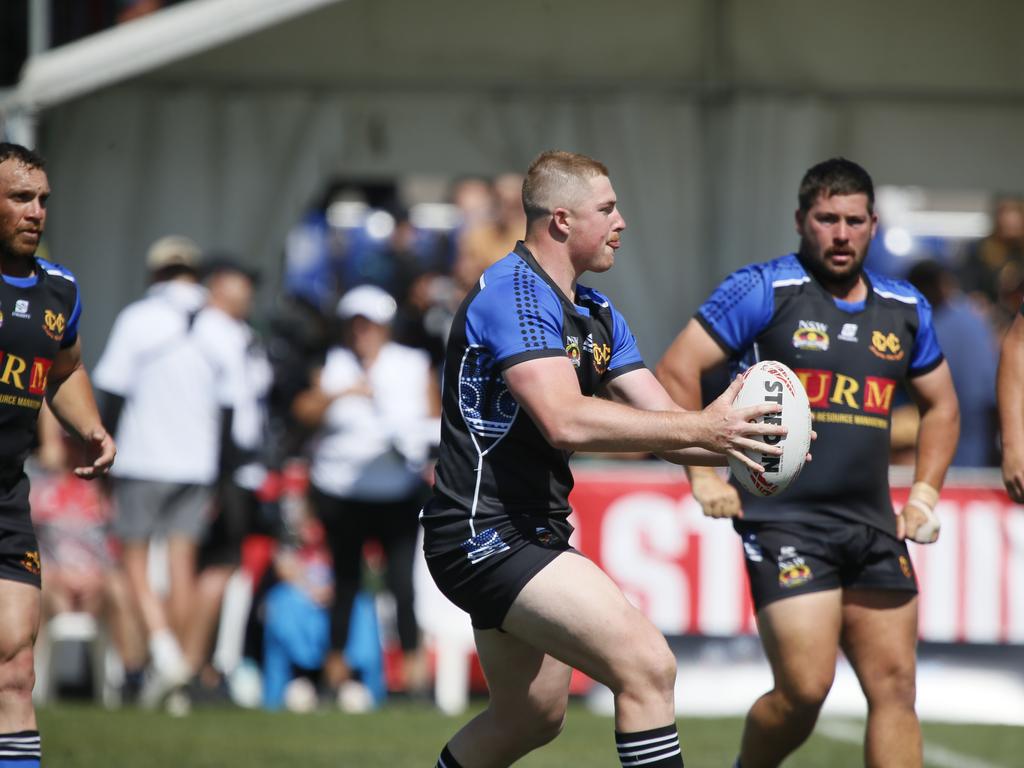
[435,744,464,768]
[0,730,40,767]
[615,724,683,767]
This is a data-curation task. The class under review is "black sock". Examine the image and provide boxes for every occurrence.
[615,723,683,767]
[435,744,464,768]
[0,730,40,767]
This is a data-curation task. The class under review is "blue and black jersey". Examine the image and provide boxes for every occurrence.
[697,253,943,536]
[424,241,644,554]
[0,258,81,471]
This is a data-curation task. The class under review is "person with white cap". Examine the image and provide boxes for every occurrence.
[292,284,439,709]
[93,234,235,709]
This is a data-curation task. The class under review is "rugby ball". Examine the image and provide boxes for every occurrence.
[726,360,811,497]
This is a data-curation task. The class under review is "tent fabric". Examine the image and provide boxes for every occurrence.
[38,85,1024,364]
[7,0,1024,361]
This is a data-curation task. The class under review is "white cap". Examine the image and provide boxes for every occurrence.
[336,285,397,325]
[146,235,200,272]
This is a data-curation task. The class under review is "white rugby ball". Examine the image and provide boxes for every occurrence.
[726,360,811,497]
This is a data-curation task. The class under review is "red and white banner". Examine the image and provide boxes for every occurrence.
[568,465,1024,644]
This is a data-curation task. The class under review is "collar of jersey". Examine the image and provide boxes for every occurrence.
[0,271,39,288]
[512,240,593,317]
[796,254,871,315]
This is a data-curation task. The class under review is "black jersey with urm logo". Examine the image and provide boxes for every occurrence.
[696,253,943,537]
[0,258,81,469]
[423,242,645,555]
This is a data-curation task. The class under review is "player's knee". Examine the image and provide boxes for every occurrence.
[618,629,676,697]
[865,663,917,710]
[779,672,833,712]
[0,645,36,701]
[504,699,567,749]
[527,705,567,748]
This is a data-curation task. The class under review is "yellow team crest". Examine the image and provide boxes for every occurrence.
[869,330,904,360]
[592,343,612,375]
[21,551,40,576]
[43,309,66,341]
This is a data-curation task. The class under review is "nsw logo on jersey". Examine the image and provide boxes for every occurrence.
[792,320,829,351]
[565,336,581,367]
[42,310,66,342]
[870,330,904,361]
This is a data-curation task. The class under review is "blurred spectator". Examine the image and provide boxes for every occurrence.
[908,259,999,466]
[183,256,273,699]
[261,510,333,712]
[960,196,1024,327]
[92,235,229,708]
[30,404,146,702]
[451,173,526,294]
[265,291,333,465]
[292,286,439,707]
[391,269,456,372]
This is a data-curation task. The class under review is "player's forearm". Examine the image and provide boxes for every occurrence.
[997,330,1024,453]
[46,365,104,443]
[655,447,727,467]
[537,395,713,453]
[913,398,959,489]
[654,359,703,411]
[654,364,712,475]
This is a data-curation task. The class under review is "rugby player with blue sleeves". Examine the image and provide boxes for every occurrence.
[422,150,789,768]
[0,143,115,768]
[657,158,959,768]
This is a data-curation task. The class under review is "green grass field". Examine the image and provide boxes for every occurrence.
[37,701,1022,767]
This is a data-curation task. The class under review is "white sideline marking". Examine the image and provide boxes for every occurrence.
[817,720,1009,768]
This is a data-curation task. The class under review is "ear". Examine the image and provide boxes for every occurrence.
[869,212,879,239]
[794,208,804,235]
[551,206,571,237]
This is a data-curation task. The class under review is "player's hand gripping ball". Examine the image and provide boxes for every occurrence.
[727,360,811,497]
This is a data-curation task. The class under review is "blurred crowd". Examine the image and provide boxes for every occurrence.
[27,174,525,714]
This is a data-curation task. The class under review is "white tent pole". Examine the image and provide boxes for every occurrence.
[28,0,52,58]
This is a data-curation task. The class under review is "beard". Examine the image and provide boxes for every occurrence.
[797,238,866,292]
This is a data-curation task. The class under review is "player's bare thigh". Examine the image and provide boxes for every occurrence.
[475,627,572,721]
[840,589,918,696]
[755,589,843,702]
[500,551,673,692]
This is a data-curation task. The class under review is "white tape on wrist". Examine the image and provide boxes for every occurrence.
[905,482,941,543]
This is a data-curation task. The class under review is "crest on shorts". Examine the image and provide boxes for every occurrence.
[898,555,913,579]
[777,545,812,588]
[461,527,510,565]
[20,550,40,575]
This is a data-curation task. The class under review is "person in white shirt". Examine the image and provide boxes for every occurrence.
[183,256,272,694]
[293,285,440,706]
[93,235,231,706]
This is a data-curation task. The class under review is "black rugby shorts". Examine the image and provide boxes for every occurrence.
[425,514,577,630]
[734,517,917,611]
[0,472,42,588]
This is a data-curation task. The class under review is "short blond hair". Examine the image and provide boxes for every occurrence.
[522,151,609,224]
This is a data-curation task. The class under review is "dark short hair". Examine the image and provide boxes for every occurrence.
[0,142,45,171]
[798,157,874,214]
